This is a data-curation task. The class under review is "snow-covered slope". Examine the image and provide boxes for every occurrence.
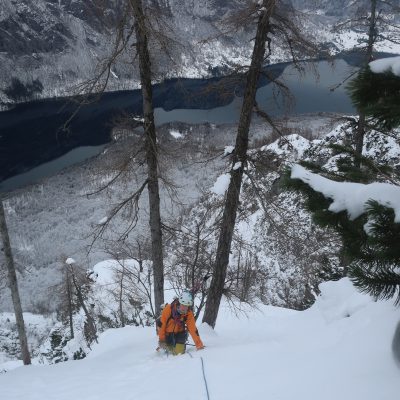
[1,278,399,399]
[2,114,399,314]
[0,117,334,313]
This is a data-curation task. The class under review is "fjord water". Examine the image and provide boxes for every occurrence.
[0,59,355,191]
[156,59,355,124]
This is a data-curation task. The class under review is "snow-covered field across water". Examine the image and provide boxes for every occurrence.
[1,278,399,400]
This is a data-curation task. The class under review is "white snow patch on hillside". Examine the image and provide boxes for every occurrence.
[0,278,399,400]
[224,145,234,156]
[211,173,231,195]
[169,129,184,139]
[262,134,310,159]
[92,259,123,286]
[65,257,76,265]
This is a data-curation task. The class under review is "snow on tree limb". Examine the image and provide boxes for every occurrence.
[291,164,400,222]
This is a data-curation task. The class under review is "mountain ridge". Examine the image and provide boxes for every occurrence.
[2,0,399,106]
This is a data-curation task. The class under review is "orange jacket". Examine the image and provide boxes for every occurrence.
[158,302,204,349]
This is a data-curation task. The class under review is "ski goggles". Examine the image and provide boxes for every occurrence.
[178,304,189,314]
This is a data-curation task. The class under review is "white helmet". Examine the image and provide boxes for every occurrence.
[178,291,193,306]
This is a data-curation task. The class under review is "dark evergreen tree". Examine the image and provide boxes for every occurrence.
[285,166,400,304]
[284,45,400,305]
[0,198,31,365]
[283,43,400,303]
[349,201,400,303]
[285,55,400,302]
[348,66,400,130]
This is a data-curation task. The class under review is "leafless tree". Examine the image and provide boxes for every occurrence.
[51,258,88,341]
[163,200,219,319]
[130,0,165,318]
[103,238,155,324]
[64,260,98,346]
[64,264,75,339]
[74,0,184,319]
[0,198,31,365]
[224,237,261,303]
[202,0,320,328]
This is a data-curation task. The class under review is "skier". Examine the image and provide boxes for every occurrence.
[157,291,204,354]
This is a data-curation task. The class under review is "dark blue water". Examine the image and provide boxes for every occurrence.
[0,59,356,192]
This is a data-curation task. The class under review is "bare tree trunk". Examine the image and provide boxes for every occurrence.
[0,199,31,365]
[202,1,275,328]
[366,0,377,61]
[65,268,74,339]
[355,112,366,165]
[137,240,144,273]
[236,242,242,288]
[130,0,164,318]
[119,264,126,327]
[191,224,201,292]
[355,0,377,163]
[70,267,98,345]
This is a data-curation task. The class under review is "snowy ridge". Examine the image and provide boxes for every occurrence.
[1,1,400,104]
[1,278,399,399]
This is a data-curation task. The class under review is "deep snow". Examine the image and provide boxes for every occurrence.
[1,278,399,400]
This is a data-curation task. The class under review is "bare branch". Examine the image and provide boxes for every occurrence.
[87,179,149,254]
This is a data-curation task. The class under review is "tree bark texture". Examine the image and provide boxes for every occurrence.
[130,0,164,317]
[366,0,377,59]
[355,0,377,161]
[70,269,98,345]
[119,265,126,327]
[202,1,275,328]
[0,199,31,365]
[65,269,74,339]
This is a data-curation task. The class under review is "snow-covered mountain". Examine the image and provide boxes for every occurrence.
[2,112,399,314]
[1,0,399,105]
[1,110,399,376]
[0,0,253,104]
[291,0,369,15]
[1,278,399,399]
